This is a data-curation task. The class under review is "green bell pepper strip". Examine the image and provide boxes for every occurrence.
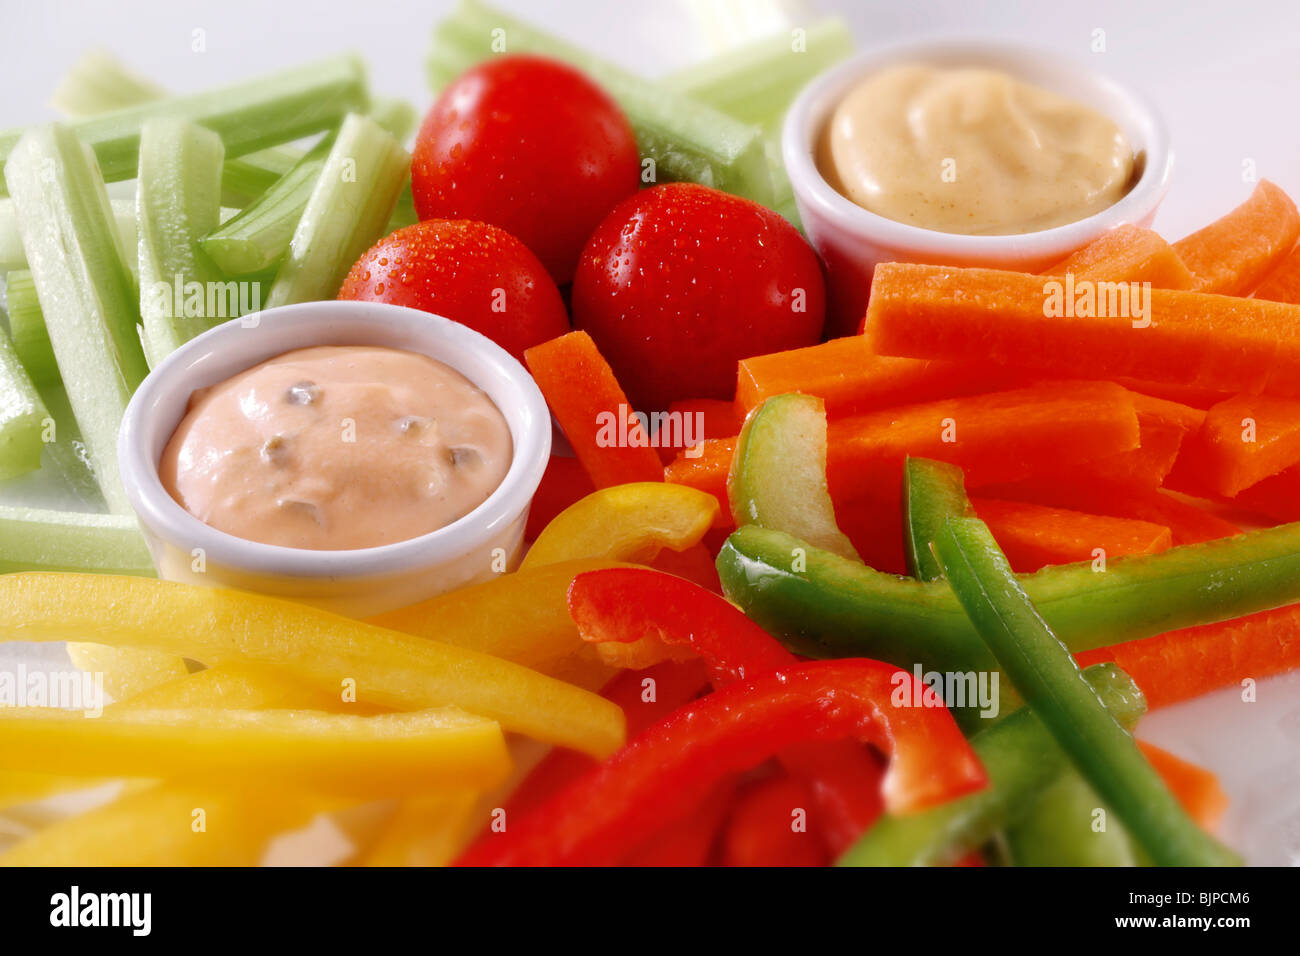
[837,662,1143,866]
[933,515,1240,866]
[718,520,1300,678]
[903,457,971,582]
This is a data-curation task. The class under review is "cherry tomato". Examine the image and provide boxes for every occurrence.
[572,183,826,411]
[412,55,640,284]
[338,220,569,364]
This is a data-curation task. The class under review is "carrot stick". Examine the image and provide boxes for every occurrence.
[526,455,596,540]
[1044,223,1195,290]
[971,497,1172,572]
[1076,603,1300,709]
[1116,379,1230,411]
[864,262,1300,397]
[1136,742,1229,832]
[1254,243,1300,304]
[1233,463,1300,522]
[975,476,1242,546]
[1074,392,1203,489]
[524,331,665,489]
[1167,393,1300,498]
[1172,180,1300,296]
[664,436,737,525]
[734,336,1027,421]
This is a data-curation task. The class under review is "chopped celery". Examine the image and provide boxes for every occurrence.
[201,97,417,277]
[2,197,137,272]
[34,383,106,510]
[429,0,774,204]
[5,270,58,386]
[663,17,854,133]
[51,49,168,117]
[264,114,409,307]
[5,123,147,513]
[0,323,49,481]
[0,55,369,196]
[136,118,228,368]
[0,505,153,575]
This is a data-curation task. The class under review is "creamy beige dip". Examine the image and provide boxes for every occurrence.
[161,345,512,550]
[818,64,1136,235]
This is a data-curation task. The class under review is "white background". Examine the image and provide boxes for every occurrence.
[2,0,1298,864]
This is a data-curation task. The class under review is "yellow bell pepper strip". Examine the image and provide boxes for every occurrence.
[356,789,482,867]
[112,661,355,713]
[366,558,626,684]
[65,643,190,702]
[0,782,337,867]
[521,482,718,569]
[728,392,860,560]
[933,514,1240,866]
[0,573,625,758]
[0,771,116,811]
[459,660,985,866]
[0,705,509,797]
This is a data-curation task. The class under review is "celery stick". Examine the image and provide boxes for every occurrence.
[429,0,774,204]
[663,17,854,132]
[5,124,147,513]
[0,55,369,196]
[202,98,417,276]
[34,383,106,511]
[51,49,167,117]
[5,270,58,386]
[3,198,137,272]
[0,323,48,481]
[136,119,228,368]
[265,114,409,307]
[0,505,153,575]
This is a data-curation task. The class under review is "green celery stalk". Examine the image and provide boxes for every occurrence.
[0,55,369,196]
[33,384,106,511]
[264,113,409,307]
[4,123,148,513]
[0,323,49,481]
[201,97,418,277]
[933,514,1239,866]
[136,118,228,368]
[0,504,153,575]
[4,270,58,387]
[663,17,854,132]
[430,0,774,205]
[718,521,1300,678]
[837,663,1144,866]
[3,197,136,273]
[51,49,168,116]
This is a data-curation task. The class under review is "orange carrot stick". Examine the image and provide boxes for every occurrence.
[664,437,737,526]
[1172,180,1300,296]
[1167,393,1300,498]
[864,262,1300,397]
[1075,603,1300,709]
[734,336,1027,421]
[1233,463,1300,522]
[524,331,665,489]
[1136,742,1229,832]
[1254,243,1300,304]
[1075,393,1203,489]
[971,497,1172,573]
[1044,223,1195,290]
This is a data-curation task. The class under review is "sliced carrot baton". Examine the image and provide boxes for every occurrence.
[524,330,664,488]
[933,514,1240,866]
[1043,223,1196,290]
[1172,179,1300,296]
[568,566,885,852]
[1233,463,1300,522]
[1075,602,1300,710]
[1137,742,1229,831]
[971,497,1172,572]
[863,262,1300,397]
[1254,242,1300,304]
[457,660,985,866]
[664,435,737,523]
[1167,393,1300,498]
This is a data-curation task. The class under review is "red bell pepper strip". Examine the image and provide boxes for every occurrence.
[620,777,738,867]
[721,773,831,867]
[456,659,986,866]
[569,566,887,851]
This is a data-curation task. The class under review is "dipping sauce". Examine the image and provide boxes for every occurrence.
[818,64,1136,235]
[160,345,513,550]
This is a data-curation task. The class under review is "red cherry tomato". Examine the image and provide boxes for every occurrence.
[412,54,640,284]
[572,183,826,411]
[337,220,569,364]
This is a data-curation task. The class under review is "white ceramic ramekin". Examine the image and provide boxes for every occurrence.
[783,38,1175,336]
[118,300,551,618]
